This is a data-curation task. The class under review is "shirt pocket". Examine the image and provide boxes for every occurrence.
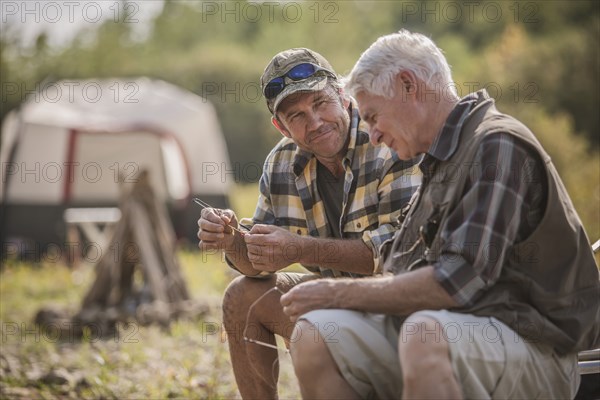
[343,213,376,234]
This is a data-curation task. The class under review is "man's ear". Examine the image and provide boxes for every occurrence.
[338,87,351,109]
[271,116,291,138]
[394,71,419,103]
[394,71,417,95]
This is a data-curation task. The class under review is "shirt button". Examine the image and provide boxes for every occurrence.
[356,222,362,228]
[297,229,302,234]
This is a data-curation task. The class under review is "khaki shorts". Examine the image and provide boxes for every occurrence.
[300,309,579,399]
[273,271,317,287]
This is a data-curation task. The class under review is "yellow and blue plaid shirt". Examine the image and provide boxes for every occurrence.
[250,106,421,277]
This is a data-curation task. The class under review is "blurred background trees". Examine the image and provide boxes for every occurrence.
[1,0,598,239]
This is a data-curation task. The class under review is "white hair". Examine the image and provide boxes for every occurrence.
[345,30,456,98]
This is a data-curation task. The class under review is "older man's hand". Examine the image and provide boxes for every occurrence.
[280,279,344,322]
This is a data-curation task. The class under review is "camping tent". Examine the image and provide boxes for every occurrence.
[0,78,232,251]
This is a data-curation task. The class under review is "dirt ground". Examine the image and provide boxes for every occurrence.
[0,253,301,399]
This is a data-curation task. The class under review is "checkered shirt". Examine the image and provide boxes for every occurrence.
[251,106,421,277]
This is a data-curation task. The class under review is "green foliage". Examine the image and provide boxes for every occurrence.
[0,0,598,234]
[468,24,600,241]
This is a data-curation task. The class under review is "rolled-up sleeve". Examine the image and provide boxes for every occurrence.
[224,157,274,274]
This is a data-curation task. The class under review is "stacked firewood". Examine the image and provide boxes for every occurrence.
[36,171,207,335]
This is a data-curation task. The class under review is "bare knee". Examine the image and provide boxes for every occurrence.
[290,320,330,379]
[222,276,246,325]
[222,275,280,327]
[399,314,463,399]
[222,276,261,325]
[399,314,451,379]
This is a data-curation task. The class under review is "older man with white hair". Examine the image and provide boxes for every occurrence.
[280,30,600,399]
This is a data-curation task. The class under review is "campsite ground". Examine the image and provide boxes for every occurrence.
[0,184,301,399]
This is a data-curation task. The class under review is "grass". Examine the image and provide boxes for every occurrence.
[0,184,301,399]
[0,252,299,399]
[0,253,301,399]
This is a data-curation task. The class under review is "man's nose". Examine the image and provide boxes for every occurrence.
[306,111,322,131]
[369,129,383,146]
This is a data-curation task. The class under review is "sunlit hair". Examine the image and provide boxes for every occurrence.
[344,30,457,98]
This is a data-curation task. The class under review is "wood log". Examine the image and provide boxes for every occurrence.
[130,201,169,303]
[77,169,196,326]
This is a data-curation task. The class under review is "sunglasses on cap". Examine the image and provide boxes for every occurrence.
[264,63,335,100]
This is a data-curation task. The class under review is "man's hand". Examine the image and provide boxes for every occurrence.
[244,224,305,272]
[280,279,345,322]
[197,208,240,251]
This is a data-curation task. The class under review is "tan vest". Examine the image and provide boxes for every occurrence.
[383,92,600,354]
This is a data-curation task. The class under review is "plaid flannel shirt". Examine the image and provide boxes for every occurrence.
[249,106,421,277]
[419,92,547,305]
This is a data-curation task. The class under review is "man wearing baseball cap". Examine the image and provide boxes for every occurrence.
[198,48,421,398]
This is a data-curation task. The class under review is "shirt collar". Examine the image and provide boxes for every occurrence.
[425,91,480,163]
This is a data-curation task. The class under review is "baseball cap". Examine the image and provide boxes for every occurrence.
[261,48,338,114]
